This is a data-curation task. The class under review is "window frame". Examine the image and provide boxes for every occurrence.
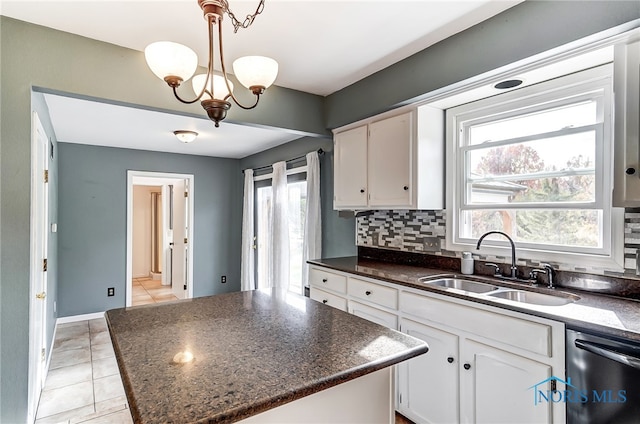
[445,64,625,269]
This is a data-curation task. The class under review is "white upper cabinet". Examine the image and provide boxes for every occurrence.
[333,106,444,210]
[613,38,640,206]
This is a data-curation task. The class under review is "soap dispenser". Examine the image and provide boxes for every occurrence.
[461,252,474,275]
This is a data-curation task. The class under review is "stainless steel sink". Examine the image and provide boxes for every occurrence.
[488,289,579,306]
[422,278,500,294]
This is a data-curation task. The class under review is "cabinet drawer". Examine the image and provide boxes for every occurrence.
[349,301,398,329]
[309,268,347,294]
[401,291,552,357]
[348,278,398,310]
[310,287,347,312]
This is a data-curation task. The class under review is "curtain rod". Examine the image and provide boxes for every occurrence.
[242,148,324,174]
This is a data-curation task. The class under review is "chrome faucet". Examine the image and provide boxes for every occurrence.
[476,231,518,279]
[528,263,556,289]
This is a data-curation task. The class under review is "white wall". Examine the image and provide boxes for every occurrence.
[132,185,160,278]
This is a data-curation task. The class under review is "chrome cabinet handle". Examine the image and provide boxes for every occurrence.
[365,290,372,296]
[447,357,454,363]
[463,363,471,370]
[322,278,327,283]
[322,299,328,304]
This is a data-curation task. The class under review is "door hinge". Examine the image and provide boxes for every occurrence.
[184,191,188,198]
[184,238,188,244]
[183,284,187,290]
[44,170,49,183]
[551,380,557,391]
[399,393,402,404]
[43,258,48,272]
[41,348,45,361]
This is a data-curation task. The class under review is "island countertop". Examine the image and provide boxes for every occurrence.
[105,288,428,424]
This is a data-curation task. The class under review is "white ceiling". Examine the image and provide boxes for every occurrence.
[3,0,524,158]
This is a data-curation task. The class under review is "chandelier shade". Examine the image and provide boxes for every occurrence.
[192,74,234,100]
[144,0,277,127]
[232,56,278,92]
[145,42,198,84]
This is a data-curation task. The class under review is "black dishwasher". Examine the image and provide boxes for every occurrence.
[566,328,640,424]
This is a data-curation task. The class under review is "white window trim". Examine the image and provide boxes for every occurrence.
[445,65,625,271]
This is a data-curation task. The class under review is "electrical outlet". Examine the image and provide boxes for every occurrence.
[107,287,115,297]
[221,275,227,284]
[423,237,440,252]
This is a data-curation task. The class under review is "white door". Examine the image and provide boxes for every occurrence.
[171,179,187,299]
[161,184,171,286]
[460,339,552,424]
[368,112,413,207]
[28,112,49,422]
[333,125,368,208]
[397,318,459,424]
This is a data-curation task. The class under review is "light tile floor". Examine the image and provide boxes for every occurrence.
[132,277,178,306]
[35,318,133,424]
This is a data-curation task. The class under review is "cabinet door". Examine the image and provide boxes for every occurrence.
[348,301,397,329]
[613,40,640,206]
[334,125,368,208]
[368,112,413,207]
[397,318,459,424]
[459,339,553,424]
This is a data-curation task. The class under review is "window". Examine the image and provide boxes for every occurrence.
[255,172,307,294]
[446,64,623,268]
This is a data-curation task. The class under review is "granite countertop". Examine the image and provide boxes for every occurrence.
[105,288,428,424]
[308,256,640,342]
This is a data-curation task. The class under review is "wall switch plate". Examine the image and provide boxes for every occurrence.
[423,237,440,252]
[107,287,115,297]
[221,276,227,284]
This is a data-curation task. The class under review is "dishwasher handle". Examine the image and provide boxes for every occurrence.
[575,339,640,370]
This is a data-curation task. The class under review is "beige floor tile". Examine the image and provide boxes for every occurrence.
[93,396,128,414]
[35,404,95,424]
[36,381,94,419]
[44,362,93,390]
[131,287,147,296]
[151,294,178,302]
[53,336,91,353]
[90,331,111,347]
[132,293,153,301]
[88,319,108,333]
[92,356,119,379]
[91,343,115,360]
[49,348,92,370]
[94,375,126,403]
[58,321,89,330]
[131,298,156,306]
[76,408,133,424]
[56,325,90,341]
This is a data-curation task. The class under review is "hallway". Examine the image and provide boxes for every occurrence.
[131,277,178,306]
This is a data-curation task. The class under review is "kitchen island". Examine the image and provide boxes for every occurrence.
[106,288,428,423]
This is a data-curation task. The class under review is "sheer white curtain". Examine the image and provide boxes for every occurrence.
[302,151,322,292]
[270,161,290,293]
[240,169,255,291]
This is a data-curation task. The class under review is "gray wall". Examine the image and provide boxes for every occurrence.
[325,0,640,128]
[240,137,357,259]
[57,143,242,316]
[2,1,640,421]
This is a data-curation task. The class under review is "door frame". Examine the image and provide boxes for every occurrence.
[126,170,194,306]
[28,111,50,423]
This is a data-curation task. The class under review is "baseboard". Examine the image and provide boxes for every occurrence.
[56,311,105,324]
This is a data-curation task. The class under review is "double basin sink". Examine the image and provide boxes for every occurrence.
[421,277,580,306]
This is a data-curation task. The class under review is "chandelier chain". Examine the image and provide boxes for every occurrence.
[226,0,265,33]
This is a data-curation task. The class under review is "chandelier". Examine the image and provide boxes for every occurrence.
[144,0,278,127]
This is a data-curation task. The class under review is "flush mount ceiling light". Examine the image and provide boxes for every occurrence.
[145,0,278,127]
[174,130,199,143]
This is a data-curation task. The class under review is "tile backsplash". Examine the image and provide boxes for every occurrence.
[356,209,640,277]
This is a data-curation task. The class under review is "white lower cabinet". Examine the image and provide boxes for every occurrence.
[460,340,552,424]
[398,290,564,424]
[307,265,565,423]
[348,300,398,329]
[397,318,459,424]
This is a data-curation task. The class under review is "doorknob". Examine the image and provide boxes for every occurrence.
[36,292,46,300]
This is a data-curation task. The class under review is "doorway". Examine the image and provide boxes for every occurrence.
[126,171,194,306]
